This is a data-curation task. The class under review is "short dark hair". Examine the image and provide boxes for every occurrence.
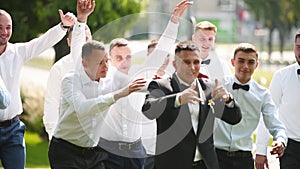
[233,43,258,59]
[175,41,200,56]
[109,38,128,54]
[82,40,106,59]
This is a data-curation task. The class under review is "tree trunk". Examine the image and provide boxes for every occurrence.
[267,28,274,63]
[279,29,285,59]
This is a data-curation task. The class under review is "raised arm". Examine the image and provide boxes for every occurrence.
[71,0,95,65]
[143,0,193,69]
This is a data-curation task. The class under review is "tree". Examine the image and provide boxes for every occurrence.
[244,0,299,60]
[0,0,143,63]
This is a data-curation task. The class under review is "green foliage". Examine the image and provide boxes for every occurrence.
[37,0,143,43]
[1,0,144,61]
[25,131,50,168]
[244,0,299,55]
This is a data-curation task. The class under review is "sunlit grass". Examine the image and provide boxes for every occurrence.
[25,131,50,168]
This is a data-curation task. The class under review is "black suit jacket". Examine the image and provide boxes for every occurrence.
[142,74,241,169]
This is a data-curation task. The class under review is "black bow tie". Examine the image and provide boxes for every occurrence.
[201,59,211,65]
[297,69,300,75]
[232,82,250,91]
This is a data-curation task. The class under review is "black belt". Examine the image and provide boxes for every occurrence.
[216,148,252,157]
[0,115,19,128]
[99,138,142,150]
[52,137,105,153]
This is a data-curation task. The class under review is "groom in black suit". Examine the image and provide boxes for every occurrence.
[142,41,242,169]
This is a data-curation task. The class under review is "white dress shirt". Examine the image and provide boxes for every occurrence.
[256,63,300,155]
[100,21,179,148]
[0,23,67,121]
[53,66,116,147]
[174,75,204,162]
[214,76,287,152]
[0,76,10,109]
[200,50,232,80]
[43,54,75,140]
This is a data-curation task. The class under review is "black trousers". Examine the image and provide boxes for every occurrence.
[48,137,108,169]
[280,138,300,169]
[192,160,207,169]
[216,148,254,169]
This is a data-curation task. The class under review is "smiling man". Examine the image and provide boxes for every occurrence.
[214,43,287,169]
[142,41,241,169]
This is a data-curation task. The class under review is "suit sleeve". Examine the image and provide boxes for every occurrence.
[213,98,242,125]
[142,80,177,120]
[202,79,242,125]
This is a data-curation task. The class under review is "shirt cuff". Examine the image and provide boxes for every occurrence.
[276,137,287,148]
[256,143,269,155]
[74,21,86,32]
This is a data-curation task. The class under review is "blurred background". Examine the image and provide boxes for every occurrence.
[0,0,298,168]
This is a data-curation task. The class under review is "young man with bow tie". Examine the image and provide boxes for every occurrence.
[213,43,287,169]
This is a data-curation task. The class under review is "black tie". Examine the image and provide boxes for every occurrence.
[201,59,211,65]
[297,69,300,75]
[232,82,250,91]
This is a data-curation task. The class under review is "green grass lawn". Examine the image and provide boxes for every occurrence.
[25,131,50,168]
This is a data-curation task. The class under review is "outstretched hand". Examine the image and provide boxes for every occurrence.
[59,10,76,27]
[114,78,147,101]
[77,0,96,22]
[179,84,203,105]
[270,140,285,158]
[171,0,193,24]
[211,79,229,102]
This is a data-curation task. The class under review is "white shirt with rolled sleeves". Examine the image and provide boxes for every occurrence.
[0,23,67,121]
[256,63,300,155]
[214,76,287,152]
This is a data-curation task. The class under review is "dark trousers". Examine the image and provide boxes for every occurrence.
[192,160,207,169]
[48,137,108,169]
[144,155,155,169]
[216,148,254,169]
[99,138,146,169]
[280,138,300,169]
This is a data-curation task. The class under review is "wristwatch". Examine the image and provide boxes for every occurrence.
[225,93,234,104]
[60,22,70,29]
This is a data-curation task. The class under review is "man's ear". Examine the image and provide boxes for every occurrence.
[231,58,235,67]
